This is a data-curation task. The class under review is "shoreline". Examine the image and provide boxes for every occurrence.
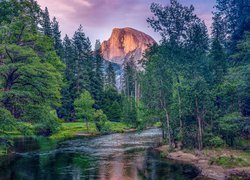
[156,145,250,180]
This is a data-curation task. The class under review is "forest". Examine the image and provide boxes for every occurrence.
[0,0,249,178]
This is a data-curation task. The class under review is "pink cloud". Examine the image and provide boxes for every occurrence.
[36,0,215,45]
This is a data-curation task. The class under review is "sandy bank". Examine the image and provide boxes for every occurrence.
[156,145,250,180]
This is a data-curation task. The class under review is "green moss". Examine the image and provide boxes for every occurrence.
[210,156,250,168]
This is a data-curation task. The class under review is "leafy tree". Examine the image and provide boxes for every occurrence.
[141,44,174,146]
[94,110,107,132]
[146,0,209,149]
[0,108,16,134]
[0,0,41,31]
[74,91,95,131]
[0,0,65,132]
[215,0,250,52]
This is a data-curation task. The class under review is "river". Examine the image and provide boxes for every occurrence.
[0,129,200,180]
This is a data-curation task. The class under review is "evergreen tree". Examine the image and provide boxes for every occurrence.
[58,35,75,121]
[52,17,63,57]
[72,25,93,96]
[123,58,137,97]
[42,7,52,37]
[92,40,104,105]
[105,62,116,89]
[101,88,122,122]
[215,0,250,52]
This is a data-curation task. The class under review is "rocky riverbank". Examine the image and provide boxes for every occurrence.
[156,145,250,180]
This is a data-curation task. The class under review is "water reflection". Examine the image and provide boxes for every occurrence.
[0,129,199,180]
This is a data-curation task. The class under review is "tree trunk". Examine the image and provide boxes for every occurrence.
[166,111,172,147]
[177,76,183,133]
[195,98,203,150]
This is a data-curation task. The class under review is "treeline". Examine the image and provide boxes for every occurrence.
[130,0,249,150]
[0,0,127,137]
[0,0,249,151]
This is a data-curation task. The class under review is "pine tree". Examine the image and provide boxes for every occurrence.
[72,25,92,96]
[123,58,137,97]
[58,35,75,121]
[92,40,104,105]
[42,7,52,37]
[215,0,250,52]
[105,62,116,89]
[52,17,63,57]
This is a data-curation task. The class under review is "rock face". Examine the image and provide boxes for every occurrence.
[101,27,156,65]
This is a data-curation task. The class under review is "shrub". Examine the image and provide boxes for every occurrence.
[210,156,250,168]
[208,136,226,148]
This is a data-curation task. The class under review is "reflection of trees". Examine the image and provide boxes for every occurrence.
[98,151,148,180]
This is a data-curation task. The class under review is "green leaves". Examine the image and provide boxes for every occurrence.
[0,0,64,137]
[74,91,95,122]
[0,108,16,132]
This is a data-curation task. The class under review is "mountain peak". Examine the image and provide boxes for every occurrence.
[101,27,156,65]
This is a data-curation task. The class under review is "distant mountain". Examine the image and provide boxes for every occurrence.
[101,27,156,66]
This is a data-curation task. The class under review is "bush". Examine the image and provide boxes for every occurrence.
[16,123,34,136]
[94,110,107,132]
[208,136,226,148]
[0,108,16,132]
[22,105,60,136]
[218,113,250,146]
[210,156,250,168]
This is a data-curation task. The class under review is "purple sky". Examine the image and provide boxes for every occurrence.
[37,0,216,45]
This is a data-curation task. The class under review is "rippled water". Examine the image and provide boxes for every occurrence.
[0,129,199,180]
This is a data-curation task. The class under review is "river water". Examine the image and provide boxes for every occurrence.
[0,129,200,180]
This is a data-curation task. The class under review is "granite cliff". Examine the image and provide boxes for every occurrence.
[101,27,156,66]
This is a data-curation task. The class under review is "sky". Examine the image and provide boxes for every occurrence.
[37,0,216,45]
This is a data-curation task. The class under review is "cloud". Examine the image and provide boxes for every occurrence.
[36,0,215,45]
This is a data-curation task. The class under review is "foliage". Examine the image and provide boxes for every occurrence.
[74,91,95,131]
[101,88,122,122]
[210,156,250,168]
[105,62,116,89]
[0,108,16,133]
[139,0,250,151]
[207,136,226,148]
[50,122,132,141]
[94,110,107,132]
[0,0,64,138]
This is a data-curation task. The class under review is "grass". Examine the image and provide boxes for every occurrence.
[206,148,250,168]
[50,121,133,141]
[0,121,133,157]
[104,121,133,132]
[210,156,250,168]
[0,121,133,142]
[49,122,98,141]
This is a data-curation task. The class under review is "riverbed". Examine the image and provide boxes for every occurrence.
[0,129,200,180]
